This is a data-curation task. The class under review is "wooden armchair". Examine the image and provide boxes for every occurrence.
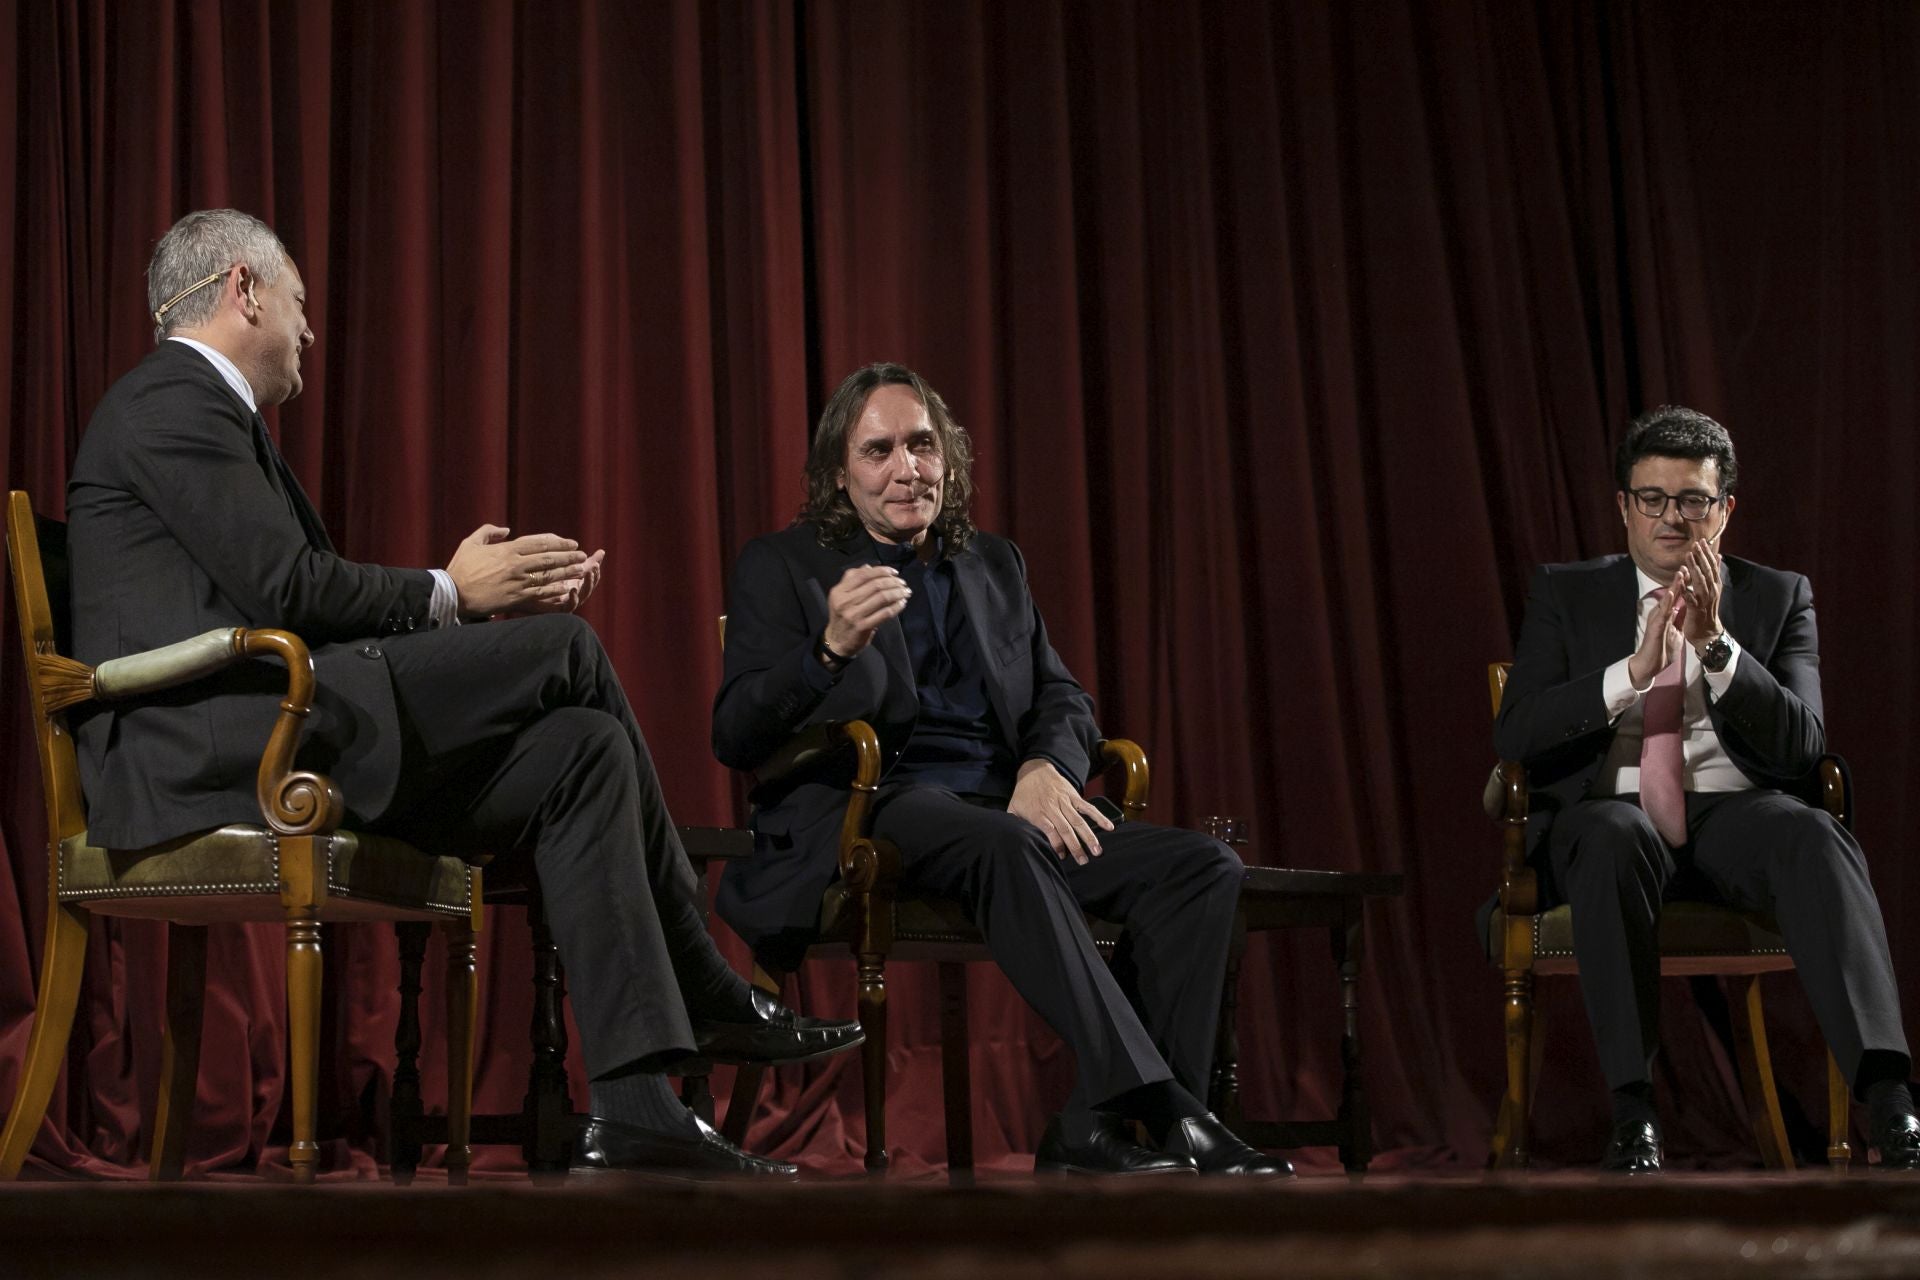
[718,716,1144,1175]
[1483,660,1850,1170]
[0,492,481,1184]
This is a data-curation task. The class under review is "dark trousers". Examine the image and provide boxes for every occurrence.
[869,785,1245,1113]
[370,613,731,1078]
[1548,789,1910,1092]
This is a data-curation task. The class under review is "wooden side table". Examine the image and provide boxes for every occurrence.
[1208,866,1404,1173]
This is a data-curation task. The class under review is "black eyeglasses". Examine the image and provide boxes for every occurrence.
[1627,488,1724,521]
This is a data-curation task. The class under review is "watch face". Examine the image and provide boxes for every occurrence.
[1702,637,1732,671]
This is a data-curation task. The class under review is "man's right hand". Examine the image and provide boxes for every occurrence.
[1627,568,1689,688]
[446,525,591,617]
[822,565,911,659]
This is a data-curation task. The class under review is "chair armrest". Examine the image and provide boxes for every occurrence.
[1097,738,1150,818]
[1817,754,1851,829]
[89,627,251,700]
[44,624,341,839]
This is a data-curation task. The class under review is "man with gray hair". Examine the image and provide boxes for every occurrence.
[65,208,859,1177]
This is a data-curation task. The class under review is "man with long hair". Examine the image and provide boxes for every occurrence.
[713,362,1290,1176]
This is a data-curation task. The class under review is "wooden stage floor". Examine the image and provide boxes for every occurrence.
[7,1170,1920,1278]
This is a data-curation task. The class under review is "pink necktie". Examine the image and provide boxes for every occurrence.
[1639,591,1688,847]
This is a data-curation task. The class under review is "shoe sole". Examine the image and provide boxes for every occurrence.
[696,1032,867,1067]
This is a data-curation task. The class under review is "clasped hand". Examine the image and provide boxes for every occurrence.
[447,524,606,617]
[1627,538,1723,687]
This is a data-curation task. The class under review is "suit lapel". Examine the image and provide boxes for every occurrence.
[1717,555,1754,656]
[250,412,333,554]
[950,548,1018,741]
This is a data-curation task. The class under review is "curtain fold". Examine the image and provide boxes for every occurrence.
[3,0,1916,1176]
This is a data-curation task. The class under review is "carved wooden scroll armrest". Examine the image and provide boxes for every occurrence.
[1096,738,1149,819]
[831,720,889,889]
[236,629,343,837]
[1817,754,1850,829]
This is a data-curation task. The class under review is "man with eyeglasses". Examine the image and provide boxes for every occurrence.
[1494,405,1916,1173]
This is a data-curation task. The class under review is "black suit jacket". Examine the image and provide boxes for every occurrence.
[1493,551,1826,884]
[711,522,1102,958]
[67,340,437,848]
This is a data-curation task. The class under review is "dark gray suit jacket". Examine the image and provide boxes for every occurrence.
[1493,551,1827,889]
[711,522,1102,960]
[67,341,437,848]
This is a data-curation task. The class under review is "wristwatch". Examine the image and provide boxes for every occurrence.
[1696,632,1733,673]
[815,632,853,673]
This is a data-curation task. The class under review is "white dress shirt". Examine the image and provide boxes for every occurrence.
[1593,564,1753,796]
[167,336,460,628]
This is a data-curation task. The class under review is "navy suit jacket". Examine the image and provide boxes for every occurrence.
[712,522,1102,961]
[67,341,437,848]
[1493,551,1827,892]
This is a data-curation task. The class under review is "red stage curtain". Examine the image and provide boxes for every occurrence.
[3,0,1917,1176]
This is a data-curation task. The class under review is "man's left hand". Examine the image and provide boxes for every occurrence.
[1007,758,1113,866]
[1680,536,1723,646]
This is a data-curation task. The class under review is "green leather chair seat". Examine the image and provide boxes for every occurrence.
[1487,900,1793,975]
[58,824,474,923]
[814,881,1124,957]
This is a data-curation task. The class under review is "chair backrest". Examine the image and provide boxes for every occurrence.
[1488,662,1510,718]
[7,490,90,845]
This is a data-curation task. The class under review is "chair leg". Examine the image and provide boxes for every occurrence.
[0,902,89,1180]
[1828,1052,1852,1170]
[858,951,889,1175]
[442,917,478,1187]
[522,894,573,1175]
[390,921,429,1184]
[149,924,209,1181]
[938,962,973,1178]
[1209,947,1244,1127]
[1729,973,1795,1170]
[720,965,784,1149]
[1492,966,1533,1169]
[285,911,324,1184]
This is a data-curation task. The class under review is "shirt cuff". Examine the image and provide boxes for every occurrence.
[1703,635,1742,700]
[428,569,461,628]
[1602,657,1645,720]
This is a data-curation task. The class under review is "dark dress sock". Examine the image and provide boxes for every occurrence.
[589,1066,702,1138]
[1086,1080,1210,1146]
[1610,1080,1657,1130]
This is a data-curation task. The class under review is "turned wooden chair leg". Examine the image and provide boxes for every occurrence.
[150,924,209,1181]
[522,891,574,1175]
[442,917,478,1187]
[1828,1052,1852,1170]
[285,910,324,1184]
[1209,948,1244,1129]
[390,921,429,1184]
[0,902,89,1180]
[1729,973,1795,1170]
[720,964,784,1149]
[1493,966,1534,1169]
[858,951,889,1175]
[938,961,973,1179]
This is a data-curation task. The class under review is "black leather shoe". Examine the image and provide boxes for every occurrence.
[1035,1113,1198,1176]
[693,987,864,1066]
[1163,1114,1296,1177]
[573,1114,799,1179]
[1599,1119,1663,1174]
[1871,1110,1920,1170]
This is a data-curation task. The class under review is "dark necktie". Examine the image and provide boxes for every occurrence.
[251,412,333,553]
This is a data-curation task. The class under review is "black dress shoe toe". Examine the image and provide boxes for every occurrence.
[1163,1114,1296,1177]
[1034,1113,1198,1176]
[1871,1111,1920,1171]
[1599,1119,1662,1174]
[693,987,864,1066]
[573,1114,799,1179]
